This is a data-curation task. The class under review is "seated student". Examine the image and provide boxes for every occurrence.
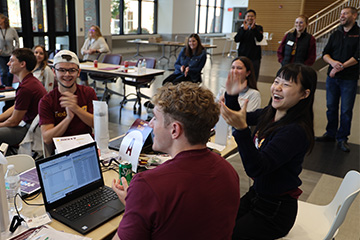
[220,63,317,239]
[0,48,47,147]
[32,45,55,92]
[39,50,97,147]
[162,33,207,85]
[218,56,261,112]
[112,82,240,240]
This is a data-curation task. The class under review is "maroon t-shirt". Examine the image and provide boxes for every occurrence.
[38,84,97,137]
[15,73,47,124]
[117,148,240,240]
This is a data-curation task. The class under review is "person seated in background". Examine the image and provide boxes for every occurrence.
[80,25,110,85]
[32,45,55,92]
[162,33,207,85]
[39,50,97,148]
[218,56,261,112]
[111,82,240,240]
[220,63,317,239]
[277,15,316,67]
[0,48,47,147]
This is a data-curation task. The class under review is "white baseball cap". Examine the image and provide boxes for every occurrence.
[53,50,80,66]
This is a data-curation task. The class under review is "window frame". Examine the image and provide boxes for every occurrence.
[195,0,224,34]
[111,0,158,35]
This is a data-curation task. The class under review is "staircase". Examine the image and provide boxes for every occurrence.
[286,0,360,70]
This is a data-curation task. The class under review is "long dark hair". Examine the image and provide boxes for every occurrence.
[185,33,204,57]
[232,56,258,90]
[256,63,317,153]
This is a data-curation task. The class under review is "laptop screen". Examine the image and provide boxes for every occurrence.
[37,143,102,204]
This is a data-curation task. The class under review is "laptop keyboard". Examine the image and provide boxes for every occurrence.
[57,187,118,221]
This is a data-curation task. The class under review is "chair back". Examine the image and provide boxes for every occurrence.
[135,57,156,69]
[324,170,360,240]
[102,54,122,65]
[3,154,35,174]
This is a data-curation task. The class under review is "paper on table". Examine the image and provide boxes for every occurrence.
[27,225,92,240]
[53,134,94,153]
[206,141,226,152]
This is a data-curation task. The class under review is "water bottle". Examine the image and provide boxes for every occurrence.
[4,165,22,213]
[137,60,142,74]
[142,59,146,74]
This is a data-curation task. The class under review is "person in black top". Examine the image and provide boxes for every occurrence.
[315,7,359,153]
[220,63,317,239]
[234,9,263,81]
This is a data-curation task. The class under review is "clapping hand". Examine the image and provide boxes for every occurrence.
[225,71,248,95]
[220,98,249,130]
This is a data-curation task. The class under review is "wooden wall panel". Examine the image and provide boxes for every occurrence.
[247,0,336,51]
[303,0,336,17]
[248,0,303,51]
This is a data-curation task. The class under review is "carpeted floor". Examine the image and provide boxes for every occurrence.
[303,141,360,178]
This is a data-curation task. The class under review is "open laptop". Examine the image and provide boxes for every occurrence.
[35,142,125,235]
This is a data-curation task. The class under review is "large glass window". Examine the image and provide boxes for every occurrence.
[111,0,156,35]
[195,0,224,34]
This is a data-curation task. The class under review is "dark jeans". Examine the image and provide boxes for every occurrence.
[325,76,357,142]
[162,73,201,85]
[251,59,261,81]
[232,187,297,240]
[80,72,88,81]
[0,56,13,86]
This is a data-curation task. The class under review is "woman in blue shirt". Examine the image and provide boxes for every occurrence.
[163,33,207,85]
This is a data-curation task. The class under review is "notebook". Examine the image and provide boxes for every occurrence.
[35,142,125,235]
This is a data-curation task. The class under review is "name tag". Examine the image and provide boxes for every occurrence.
[286,40,294,46]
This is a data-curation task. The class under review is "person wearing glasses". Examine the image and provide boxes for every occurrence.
[38,50,97,150]
[0,48,47,148]
[80,25,110,85]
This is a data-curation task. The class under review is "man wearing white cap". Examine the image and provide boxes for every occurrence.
[39,50,97,148]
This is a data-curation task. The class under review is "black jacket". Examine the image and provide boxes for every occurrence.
[234,24,263,61]
[323,23,359,80]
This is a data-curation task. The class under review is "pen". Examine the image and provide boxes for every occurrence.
[44,237,49,240]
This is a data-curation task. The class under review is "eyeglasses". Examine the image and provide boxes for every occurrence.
[54,68,79,74]
[89,29,96,32]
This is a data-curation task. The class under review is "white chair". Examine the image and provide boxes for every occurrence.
[3,154,35,174]
[279,170,360,240]
[222,32,237,58]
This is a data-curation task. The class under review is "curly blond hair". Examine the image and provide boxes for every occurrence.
[152,82,219,145]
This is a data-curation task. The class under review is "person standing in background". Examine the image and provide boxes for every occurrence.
[0,14,19,87]
[277,15,316,66]
[315,7,359,153]
[234,9,263,81]
[80,25,110,85]
[32,45,55,92]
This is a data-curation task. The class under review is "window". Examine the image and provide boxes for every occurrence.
[195,0,224,34]
[111,0,157,35]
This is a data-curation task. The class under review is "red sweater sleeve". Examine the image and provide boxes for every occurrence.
[304,36,316,66]
[277,34,288,64]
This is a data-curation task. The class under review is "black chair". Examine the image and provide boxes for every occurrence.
[88,54,122,102]
[119,57,157,121]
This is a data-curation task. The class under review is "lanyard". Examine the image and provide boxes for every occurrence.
[0,28,7,41]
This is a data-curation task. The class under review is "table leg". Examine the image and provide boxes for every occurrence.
[132,43,143,58]
[168,46,180,61]
[158,45,169,63]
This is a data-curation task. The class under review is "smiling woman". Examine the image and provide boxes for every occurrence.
[220,63,317,239]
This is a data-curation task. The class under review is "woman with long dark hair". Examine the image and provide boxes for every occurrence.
[162,33,207,85]
[32,45,55,92]
[218,56,261,112]
[220,63,317,239]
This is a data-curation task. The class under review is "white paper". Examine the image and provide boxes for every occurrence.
[214,115,228,146]
[27,225,92,240]
[119,130,144,172]
[93,100,110,154]
[53,134,94,153]
[206,141,226,152]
